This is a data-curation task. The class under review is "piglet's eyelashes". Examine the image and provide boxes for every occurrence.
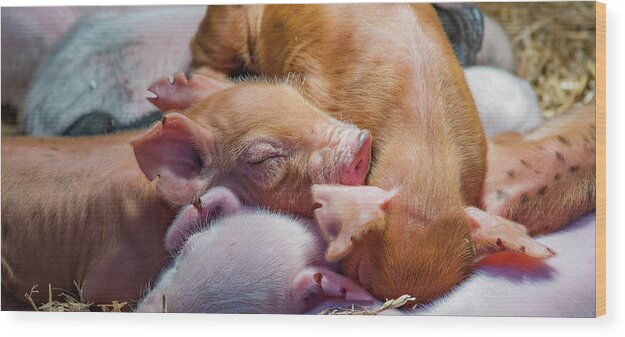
[244,142,286,164]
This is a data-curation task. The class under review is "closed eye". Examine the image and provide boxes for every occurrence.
[244,140,285,165]
[248,154,285,165]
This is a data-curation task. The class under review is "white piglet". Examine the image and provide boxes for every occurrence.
[136,186,373,314]
[464,66,544,137]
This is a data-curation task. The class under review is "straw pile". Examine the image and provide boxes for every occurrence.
[23,283,127,312]
[479,2,596,118]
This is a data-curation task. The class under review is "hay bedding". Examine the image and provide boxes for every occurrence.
[479,2,596,118]
[10,2,596,313]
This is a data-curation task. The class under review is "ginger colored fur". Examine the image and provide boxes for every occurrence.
[192,4,486,303]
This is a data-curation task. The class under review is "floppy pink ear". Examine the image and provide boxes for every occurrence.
[130,113,216,206]
[147,72,232,112]
[312,184,397,262]
[464,207,556,260]
[165,187,242,251]
[291,266,374,309]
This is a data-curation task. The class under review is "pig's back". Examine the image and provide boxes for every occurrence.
[1,134,173,306]
[255,4,486,205]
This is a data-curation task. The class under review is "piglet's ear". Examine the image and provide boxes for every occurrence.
[131,113,215,206]
[165,187,242,252]
[312,184,397,262]
[292,266,374,309]
[464,207,556,260]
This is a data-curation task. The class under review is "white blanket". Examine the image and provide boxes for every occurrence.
[416,213,597,317]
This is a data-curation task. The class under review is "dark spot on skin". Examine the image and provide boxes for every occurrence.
[557,135,571,147]
[555,151,565,162]
[533,170,542,174]
[507,170,515,178]
[496,238,503,247]
[538,185,548,195]
[519,159,531,168]
[512,216,519,222]
[554,173,561,181]
[50,146,60,151]
[334,68,345,75]
[340,287,346,294]
[590,147,596,154]
[496,190,507,200]
[520,246,527,253]
[520,193,529,204]
[569,165,580,172]
[538,146,545,150]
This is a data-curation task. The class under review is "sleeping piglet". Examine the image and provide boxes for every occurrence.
[137,183,554,314]
[1,74,372,309]
[136,186,374,314]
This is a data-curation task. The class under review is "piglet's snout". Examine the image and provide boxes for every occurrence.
[340,129,372,186]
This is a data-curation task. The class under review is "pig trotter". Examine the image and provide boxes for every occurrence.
[465,207,555,259]
[146,71,231,113]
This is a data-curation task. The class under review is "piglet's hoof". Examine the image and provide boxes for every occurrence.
[146,72,231,113]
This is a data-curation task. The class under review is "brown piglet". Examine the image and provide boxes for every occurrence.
[190,4,594,304]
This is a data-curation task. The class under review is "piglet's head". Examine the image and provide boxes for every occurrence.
[313,185,556,306]
[132,73,372,216]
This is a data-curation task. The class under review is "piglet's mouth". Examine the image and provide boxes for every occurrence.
[340,130,372,186]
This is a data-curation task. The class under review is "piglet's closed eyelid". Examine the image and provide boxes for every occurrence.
[244,141,284,163]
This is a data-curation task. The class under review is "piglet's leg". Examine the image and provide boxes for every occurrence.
[465,207,555,259]
[147,72,231,112]
[292,267,374,307]
[482,103,596,235]
[164,186,242,252]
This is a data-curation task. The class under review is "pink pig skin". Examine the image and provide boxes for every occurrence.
[1,6,141,111]
[1,75,372,310]
[136,187,373,314]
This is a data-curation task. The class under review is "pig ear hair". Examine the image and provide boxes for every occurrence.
[291,267,374,309]
[464,207,556,264]
[165,186,242,252]
[312,184,397,262]
[131,112,215,206]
